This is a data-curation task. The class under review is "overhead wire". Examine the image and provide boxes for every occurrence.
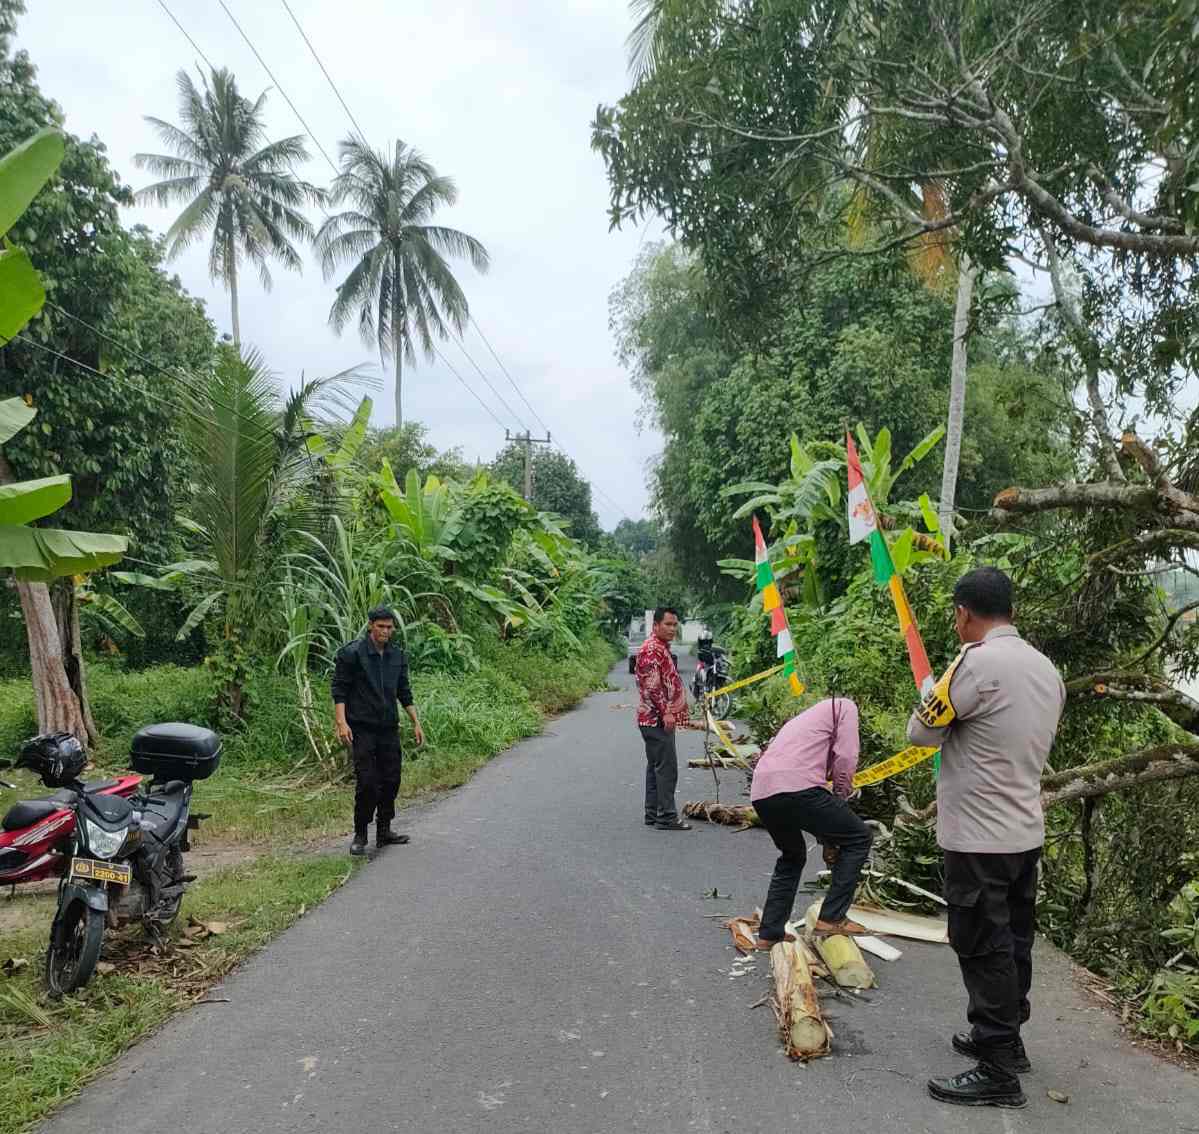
[159,0,641,518]
[278,0,369,144]
[155,0,216,71]
[449,334,529,433]
[215,0,340,175]
[430,344,509,429]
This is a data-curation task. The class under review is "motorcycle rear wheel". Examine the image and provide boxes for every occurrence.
[46,898,104,997]
[709,692,731,720]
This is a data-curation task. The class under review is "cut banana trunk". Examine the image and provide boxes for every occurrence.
[804,902,877,989]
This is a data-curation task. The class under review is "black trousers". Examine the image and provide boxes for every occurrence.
[753,788,873,940]
[639,726,678,824]
[943,848,1040,1052]
[351,726,402,836]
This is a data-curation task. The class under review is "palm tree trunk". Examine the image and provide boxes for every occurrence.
[938,254,978,552]
[229,247,241,348]
[392,301,403,428]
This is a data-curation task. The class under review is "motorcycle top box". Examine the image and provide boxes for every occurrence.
[130,723,221,782]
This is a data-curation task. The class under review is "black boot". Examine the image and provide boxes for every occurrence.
[952,1032,1031,1074]
[376,824,410,847]
[928,1064,1027,1109]
[349,833,368,856]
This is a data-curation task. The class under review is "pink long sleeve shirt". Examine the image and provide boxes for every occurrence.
[750,699,860,802]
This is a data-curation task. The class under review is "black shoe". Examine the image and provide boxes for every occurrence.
[655,819,692,831]
[952,1032,1031,1074]
[376,827,410,847]
[644,816,657,826]
[349,834,368,856]
[928,1064,1027,1109]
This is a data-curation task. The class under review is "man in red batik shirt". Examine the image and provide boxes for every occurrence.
[635,606,691,831]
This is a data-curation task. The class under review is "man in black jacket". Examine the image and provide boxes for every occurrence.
[332,606,425,856]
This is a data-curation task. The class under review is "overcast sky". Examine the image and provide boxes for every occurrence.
[15,0,663,529]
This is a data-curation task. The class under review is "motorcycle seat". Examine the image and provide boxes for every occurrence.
[2,798,62,830]
[138,781,188,839]
[0,778,125,832]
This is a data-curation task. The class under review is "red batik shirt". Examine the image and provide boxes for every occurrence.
[635,634,687,728]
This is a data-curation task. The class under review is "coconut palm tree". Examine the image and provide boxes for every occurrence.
[134,67,323,346]
[315,138,490,427]
[114,346,367,719]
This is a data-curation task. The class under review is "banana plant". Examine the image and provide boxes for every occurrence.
[374,463,464,563]
[0,130,128,580]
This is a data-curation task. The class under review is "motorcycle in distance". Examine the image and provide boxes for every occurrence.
[692,637,733,720]
[7,723,221,996]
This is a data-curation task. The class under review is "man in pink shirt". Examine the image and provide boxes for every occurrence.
[750,697,873,944]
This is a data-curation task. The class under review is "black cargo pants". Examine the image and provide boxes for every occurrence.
[351,726,402,836]
[943,848,1040,1055]
[753,788,874,940]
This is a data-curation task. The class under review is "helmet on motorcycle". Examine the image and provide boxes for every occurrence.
[18,732,87,788]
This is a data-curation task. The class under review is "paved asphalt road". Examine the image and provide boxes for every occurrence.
[42,661,1199,1133]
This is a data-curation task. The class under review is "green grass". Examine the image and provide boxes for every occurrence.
[0,854,357,1134]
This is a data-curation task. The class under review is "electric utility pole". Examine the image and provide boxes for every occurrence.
[506,429,552,501]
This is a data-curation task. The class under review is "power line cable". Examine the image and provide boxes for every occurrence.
[154,0,216,71]
[12,333,225,433]
[469,315,553,436]
[278,0,368,144]
[215,0,339,175]
[203,0,638,518]
[430,343,509,429]
[449,335,529,433]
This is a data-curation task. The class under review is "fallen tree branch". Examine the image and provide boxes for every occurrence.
[898,742,1199,824]
[1065,671,1199,734]
[991,481,1164,519]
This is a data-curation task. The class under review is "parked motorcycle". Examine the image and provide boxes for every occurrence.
[0,766,142,888]
[692,637,732,720]
[6,723,222,996]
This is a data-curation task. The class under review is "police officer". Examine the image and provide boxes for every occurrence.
[332,606,425,856]
[908,567,1064,1110]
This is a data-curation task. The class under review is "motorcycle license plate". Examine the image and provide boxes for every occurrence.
[68,858,131,886]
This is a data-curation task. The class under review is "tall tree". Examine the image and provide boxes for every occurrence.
[315,138,490,427]
[135,67,322,345]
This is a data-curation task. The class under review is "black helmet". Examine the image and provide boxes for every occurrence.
[18,733,87,788]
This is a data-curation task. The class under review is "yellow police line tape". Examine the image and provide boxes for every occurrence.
[851,744,938,788]
[703,711,938,789]
[703,663,784,701]
[700,664,937,787]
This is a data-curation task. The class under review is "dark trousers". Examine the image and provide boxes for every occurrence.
[351,726,402,836]
[943,848,1040,1053]
[639,726,678,824]
[753,788,873,939]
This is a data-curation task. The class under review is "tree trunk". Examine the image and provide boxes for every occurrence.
[229,246,240,348]
[938,254,977,550]
[393,301,403,429]
[51,579,98,746]
[770,935,832,1060]
[15,579,89,743]
[0,452,90,744]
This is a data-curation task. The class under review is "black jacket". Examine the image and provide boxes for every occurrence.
[331,637,414,729]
